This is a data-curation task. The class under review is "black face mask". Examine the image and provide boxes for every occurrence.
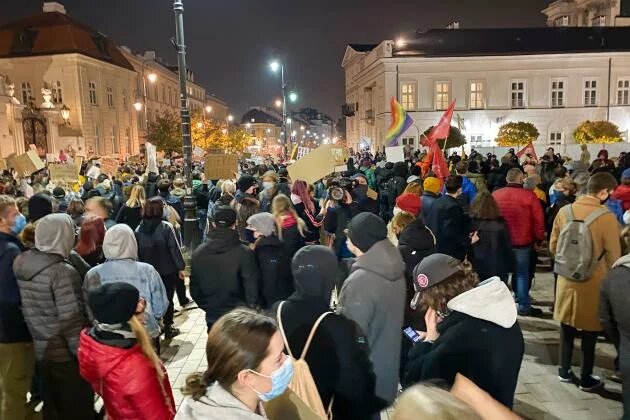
[354,184,368,198]
[244,229,257,244]
[600,193,610,205]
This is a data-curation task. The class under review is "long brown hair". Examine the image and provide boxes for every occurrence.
[421,261,479,314]
[182,308,277,400]
[272,194,306,239]
[469,190,501,220]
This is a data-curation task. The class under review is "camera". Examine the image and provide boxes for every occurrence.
[327,177,353,201]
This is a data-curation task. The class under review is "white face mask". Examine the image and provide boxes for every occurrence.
[393,207,402,216]
[263,181,274,190]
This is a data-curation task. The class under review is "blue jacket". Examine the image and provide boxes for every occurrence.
[0,232,31,343]
[461,176,478,205]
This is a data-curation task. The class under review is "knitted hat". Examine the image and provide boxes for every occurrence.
[395,193,422,217]
[28,193,53,223]
[236,175,257,192]
[88,282,139,325]
[247,212,276,236]
[423,177,441,195]
[213,206,237,228]
[346,212,387,253]
[52,187,66,200]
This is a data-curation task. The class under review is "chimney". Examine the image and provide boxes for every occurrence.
[43,2,67,14]
[446,21,461,29]
[143,51,157,60]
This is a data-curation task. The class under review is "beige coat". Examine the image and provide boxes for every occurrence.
[550,195,621,331]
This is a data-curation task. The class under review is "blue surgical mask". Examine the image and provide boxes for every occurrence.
[249,356,293,402]
[11,213,26,235]
[263,181,274,191]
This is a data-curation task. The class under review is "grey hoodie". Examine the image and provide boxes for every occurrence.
[84,224,167,337]
[175,382,266,420]
[339,239,406,404]
[600,254,630,355]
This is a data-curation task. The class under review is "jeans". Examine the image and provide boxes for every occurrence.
[513,247,532,311]
[560,323,598,381]
[0,342,35,420]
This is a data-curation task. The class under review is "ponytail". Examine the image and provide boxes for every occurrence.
[128,316,163,379]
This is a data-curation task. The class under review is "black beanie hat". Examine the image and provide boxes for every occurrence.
[346,212,387,253]
[88,282,139,325]
[237,175,257,192]
[28,193,53,222]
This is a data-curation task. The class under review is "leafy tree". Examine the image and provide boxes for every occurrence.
[191,113,253,154]
[573,120,622,144]
[496,122,539,147]
[148,111,181,154]
[423,125,466,149]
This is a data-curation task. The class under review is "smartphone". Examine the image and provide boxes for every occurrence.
[402,326,422,343]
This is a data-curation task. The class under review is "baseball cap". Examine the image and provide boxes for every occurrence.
[410,254,461,309]
[213,206,237,228]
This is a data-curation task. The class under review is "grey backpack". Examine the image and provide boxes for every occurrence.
[554,205,609,282]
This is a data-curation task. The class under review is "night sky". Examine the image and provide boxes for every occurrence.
[4,0,550,120]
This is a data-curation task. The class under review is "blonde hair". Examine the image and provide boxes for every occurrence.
[271,194,306,239]
[221,180,236,196]
[128,316,163,379]
[388,211,415,245]
[403,182,423,196]
[126,184,146,208]
[392,384,480,420]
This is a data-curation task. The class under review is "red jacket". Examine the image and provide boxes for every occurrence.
[78,330,175,420]
[493,184,545,247]
[612,184,630,212]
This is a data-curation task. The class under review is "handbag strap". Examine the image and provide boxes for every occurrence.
[276,301,294,359]
[277,301,333,361]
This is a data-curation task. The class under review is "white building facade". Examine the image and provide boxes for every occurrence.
[543,0,630,27]
[343,27,630,158]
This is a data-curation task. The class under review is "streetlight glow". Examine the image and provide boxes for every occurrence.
[205,105,212,113]
[286,118,292,124]
[275,99,282,108]
[300,126,305,131]
[396,38,407,48]
[227,115,234,122]
[196,122,203,129]
[147,73,157,83]
[133,101,143,111]
[269,61,280,72]
[246,123,251,128]
[288,91,298,102]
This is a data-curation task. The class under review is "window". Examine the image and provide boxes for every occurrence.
[94,125,102,154]
[435,82,450,110]
[400,83,416,111]
[168,88,173,106]
[125,127,132,154]
[21,82,32,104]
[592,15,606,26]
[122,89,128,110]
[618,79,630,105]
[111,126,119,153]
[401,137,415,150]
[51,81,63,103]
[551,80,565,108]
[469,81,485,109]
[554,15,570,26]
[549,132,563,146]
[511,80,526,108]
[89,81,98,105]
[106,87,114,108]
[470,135,483,148]
[584,80,597,106]
[161,85,166,103]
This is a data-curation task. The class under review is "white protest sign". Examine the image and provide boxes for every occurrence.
[385,145,405,163]
[146,142,158,174]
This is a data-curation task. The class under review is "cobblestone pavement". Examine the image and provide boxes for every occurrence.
[164,272,623,419]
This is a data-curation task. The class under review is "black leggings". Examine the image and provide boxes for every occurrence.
[560,323,598,380]
[161,273,178,327]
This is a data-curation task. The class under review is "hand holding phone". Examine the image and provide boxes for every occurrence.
[402,326,425,343]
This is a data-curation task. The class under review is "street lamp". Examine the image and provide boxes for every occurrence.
[227,114,234,122]
[147,72,157,83]
[205,105,212,113]
[60,105,70,124]
[269,59,289,159]
[288,92,298,103]
[274,99,282,108]
[135,61,158,140]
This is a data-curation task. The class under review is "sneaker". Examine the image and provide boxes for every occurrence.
[163,326,181,340]
[558,368,574,383]
[518,307,544,317]
[580,375,604,392]
[182,300,197,309]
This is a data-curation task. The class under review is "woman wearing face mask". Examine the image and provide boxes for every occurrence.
[259,171,280,213]
[246,213,293,308]
[272,194,306,261]
[177,308,292,420]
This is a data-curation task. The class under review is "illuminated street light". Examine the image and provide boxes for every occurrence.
[275,99,282,108]
[396,38,407,48]
[286,118,292,124]
[133,100,143,111]
[300,125,305,131]
[196,122,203,129]
[269,61,280,72]
[205,105,212,113]
[227,115,234,122]
[288,91,298,102]
[246,123,251,128]
[147,73,158,83]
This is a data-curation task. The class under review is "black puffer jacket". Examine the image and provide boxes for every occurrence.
[135,219,186,277]
[115,205,143,231]
[469,217,514,281]
[272,246,384,419]
[190,227,260,325]
[0,232,30,343]
[254,235,292,308]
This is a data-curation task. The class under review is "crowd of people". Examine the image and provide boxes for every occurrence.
[0,145,629,419]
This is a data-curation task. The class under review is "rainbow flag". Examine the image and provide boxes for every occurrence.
[385,97,413,146]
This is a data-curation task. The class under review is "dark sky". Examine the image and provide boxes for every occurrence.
[5,0,550,120]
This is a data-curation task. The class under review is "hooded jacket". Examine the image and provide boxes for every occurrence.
[469,217,514,281]
[176,382,266,420]
[78,330,175,420]
[272,246,383,419]
[339,239,406,404]
[14,214,88,362]
[84,225,168,338]
[190,227,260,326]
[135,219,186,277]
[420,191,440,222]
[403,278,524,408]
[0,231,31,343]
[254,234,293,308]
[425,195,471,260]
[600,255,630,359]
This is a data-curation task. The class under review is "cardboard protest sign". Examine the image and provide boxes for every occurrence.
[329,146,348,165]
[127,155,141,163]
[6,153,17,171]
[13,151,45,176]
[49,163,79,183]
[385,145,405,163]
[0,158,6,171]
[287,145,337,184]
[100,157,118,175]
[204,153,239,180]
[296,147,311,160]
[334,164,347,173]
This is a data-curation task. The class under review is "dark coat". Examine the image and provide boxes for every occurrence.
[0,232,30,343]
[190,227,260,325]
[115,205,143,231]
[420,192,440,222]
[280,222,306,262]
[293,201,321,243]
[600,257,630,372]
[486,168,505,192]
[135,220,186,277]
[469,217,514,281]
[254,235,293,308]
[425,195,471,261]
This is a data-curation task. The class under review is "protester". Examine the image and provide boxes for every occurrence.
[394,192,421,217]
[272,194,306,261]
[190,207,260,330]
[469,190,514,283]
[403,254,524,409]
[177,308,289,419]
[53,186,70,213]
[67,198,86,227]
[135,197,187,339]
[454,161,478,211]
[258,171,282,213]
[340,212,406,406]
[115,183,145,230]
[157,179,185,223]
[0,195,33,420]
[421,176,441,221]
[612,168,630,211]
[78,282,176,420]
[85,196,116,229]
[351,173,379,214]
[550,172,621,391]
[246,212,292,308]
[14,213,95,419]
[290,180,321,243]
[493,168,545,316]
[74,214,106,267]
[384,162,407,218]
[387,211,415,246]
[84,224,168,343]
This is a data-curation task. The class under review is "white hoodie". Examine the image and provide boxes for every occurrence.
[176,382,266,420]
[447,277,518,328]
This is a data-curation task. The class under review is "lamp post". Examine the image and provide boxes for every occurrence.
[173,0,198,251]
[269,61,287,159]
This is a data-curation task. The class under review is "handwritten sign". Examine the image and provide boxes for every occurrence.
[296,147,311,160]
[49,163,79,183]
[100,157,118,175]
[204,153,239,180]
[287,146,337,184]
[13,151,45,177]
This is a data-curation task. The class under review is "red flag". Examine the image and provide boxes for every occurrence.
[420,101,456,179]
[516,142,537,161]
